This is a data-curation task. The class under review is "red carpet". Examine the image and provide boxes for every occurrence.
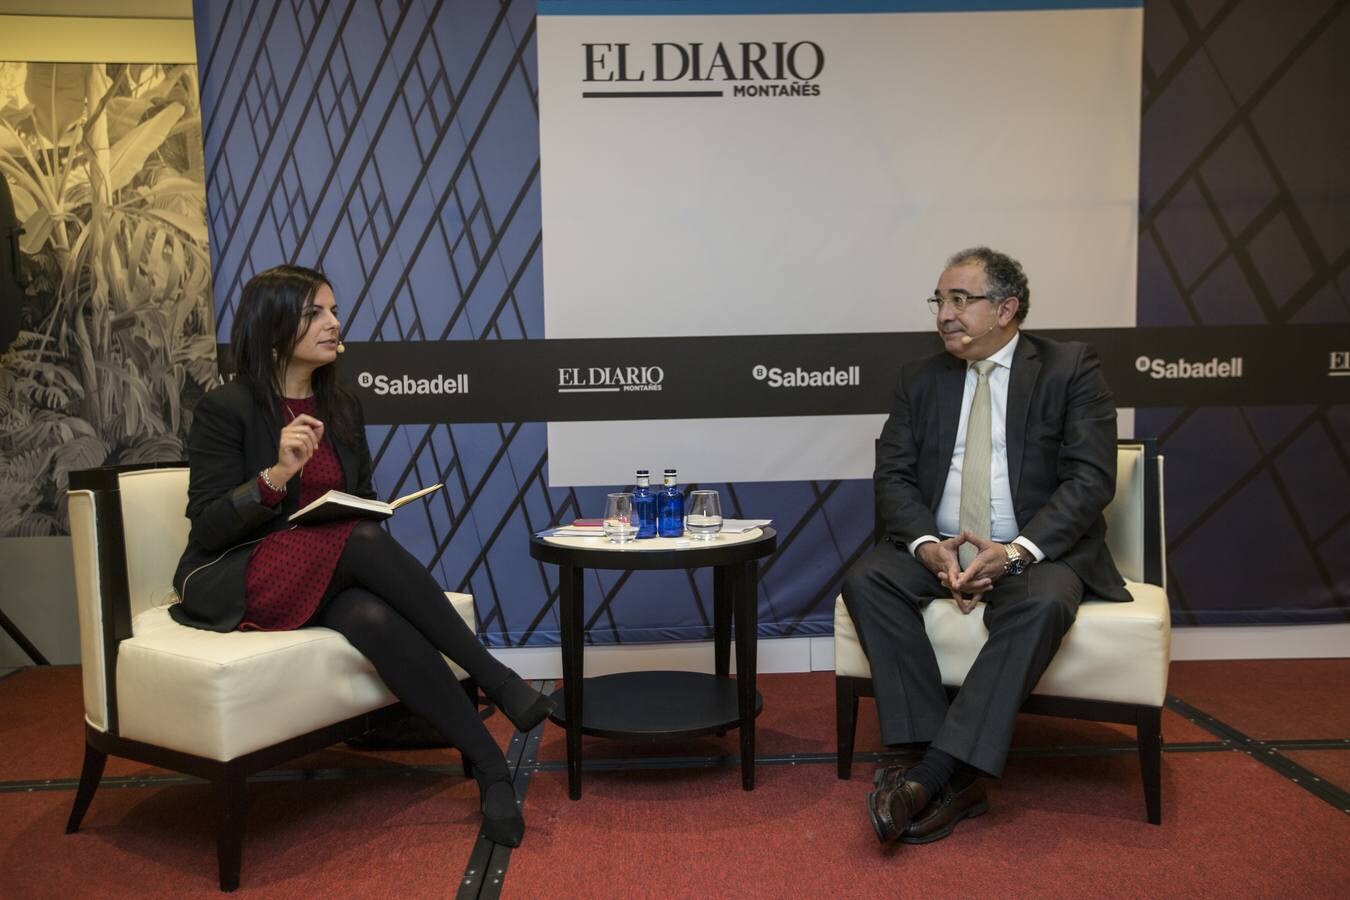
[1,777,485,897]
[504,751,1346,899]
[1284,750,1350,790]
[1166,659,1350,739]
[0,661,1347,896]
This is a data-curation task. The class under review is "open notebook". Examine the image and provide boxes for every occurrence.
[289,483,443,526]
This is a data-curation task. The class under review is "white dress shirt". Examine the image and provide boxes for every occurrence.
[908,332,1045,562]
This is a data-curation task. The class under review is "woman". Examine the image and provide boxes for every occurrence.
[171,264,550,846]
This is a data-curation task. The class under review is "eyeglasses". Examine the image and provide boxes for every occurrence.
[926,294,994,315]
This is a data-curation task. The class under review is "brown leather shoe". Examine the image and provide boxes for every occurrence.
[872,750,924,792]
[867,780,930,843]
[901,778,989,844]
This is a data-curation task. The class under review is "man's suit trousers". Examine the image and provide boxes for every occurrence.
[841,541,1082,777]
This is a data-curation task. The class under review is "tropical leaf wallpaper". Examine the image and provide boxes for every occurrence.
[0,62,217,537]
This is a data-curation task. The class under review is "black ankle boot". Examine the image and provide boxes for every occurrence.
[490,676,556,732]
[480,779,524,847]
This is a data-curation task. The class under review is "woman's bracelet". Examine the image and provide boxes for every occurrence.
[259,467,287,493]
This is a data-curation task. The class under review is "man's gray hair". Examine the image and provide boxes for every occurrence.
[946,247,1030,322]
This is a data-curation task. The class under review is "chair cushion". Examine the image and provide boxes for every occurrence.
[833,582,1170,707]
[109,593,476,761]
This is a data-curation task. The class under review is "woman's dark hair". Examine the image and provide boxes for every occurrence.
[229,264,361,446]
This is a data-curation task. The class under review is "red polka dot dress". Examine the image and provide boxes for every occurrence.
[240,396,359,631]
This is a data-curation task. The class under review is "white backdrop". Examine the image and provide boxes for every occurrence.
[538,3,1142,485]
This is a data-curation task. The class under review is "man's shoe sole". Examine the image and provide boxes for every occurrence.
[866,789,893,843]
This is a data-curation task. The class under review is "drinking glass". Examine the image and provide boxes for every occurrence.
[603,492,638,543]
[685,490,723,540]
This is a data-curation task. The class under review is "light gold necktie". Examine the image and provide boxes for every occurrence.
[958,360,997,567]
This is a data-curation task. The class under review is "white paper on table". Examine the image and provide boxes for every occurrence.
[535,525,606,537]
[719,519,772,534]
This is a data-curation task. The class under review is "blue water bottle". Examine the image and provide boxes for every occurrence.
[633,469,657,539]
[657,468,684,537]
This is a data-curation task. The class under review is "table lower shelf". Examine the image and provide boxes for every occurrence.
[547,670,763,740]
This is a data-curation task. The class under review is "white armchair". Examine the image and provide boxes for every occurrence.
[834,440,1169,823]
[65,463,479,890]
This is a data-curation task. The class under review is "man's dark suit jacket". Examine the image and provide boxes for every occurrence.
[169,381,376,632]
[875,330,1129,602]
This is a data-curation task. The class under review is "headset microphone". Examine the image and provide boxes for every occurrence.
[336,341,346,353]
[960,323,999,346]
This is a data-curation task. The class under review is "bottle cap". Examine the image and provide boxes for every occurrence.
[664,468,677,475]
[636,469,649,476]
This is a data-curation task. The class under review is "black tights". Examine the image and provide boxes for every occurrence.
[314,521,515,786]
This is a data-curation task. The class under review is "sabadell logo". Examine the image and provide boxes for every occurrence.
[356,372,469,395]
[752,364,859,388]
[1134,356,1243,380]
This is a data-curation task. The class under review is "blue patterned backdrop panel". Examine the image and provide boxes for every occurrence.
[194,0,1348,634]
[1136,0,1349,624]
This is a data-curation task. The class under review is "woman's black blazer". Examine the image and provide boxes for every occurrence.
[170,381,375,632]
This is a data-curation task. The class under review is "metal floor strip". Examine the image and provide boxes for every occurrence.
[1166,695,1350,814]
[4,737,1347,794]
[0,764,473,794]
[457,680,554,900]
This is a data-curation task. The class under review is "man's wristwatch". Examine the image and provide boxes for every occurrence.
[1003,542,1030,576]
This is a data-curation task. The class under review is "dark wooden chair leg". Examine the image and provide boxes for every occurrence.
[216,770,246,892]
[836,676,859,780]
[460,677,478,780]
[1137,705,1163,825]
[65,741,108,833]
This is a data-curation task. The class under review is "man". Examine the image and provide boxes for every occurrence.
[842,246,1129,845]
